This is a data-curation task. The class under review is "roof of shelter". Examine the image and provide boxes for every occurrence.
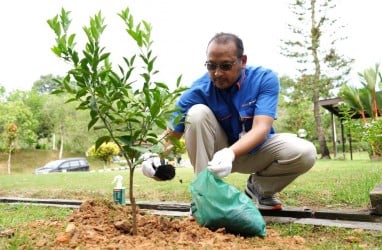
[319,97,364,119]
[320,90,382,119]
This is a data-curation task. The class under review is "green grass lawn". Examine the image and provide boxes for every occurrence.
[1,154,381,209]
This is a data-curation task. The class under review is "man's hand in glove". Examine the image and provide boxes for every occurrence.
[207,148,235,178]
[141,152,175,181]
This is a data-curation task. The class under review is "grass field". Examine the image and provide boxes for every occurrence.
[0,149,381,209]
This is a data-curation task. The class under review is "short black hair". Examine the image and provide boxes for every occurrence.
[207,32,244,58]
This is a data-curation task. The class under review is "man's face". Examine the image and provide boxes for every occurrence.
[206,40,246,89]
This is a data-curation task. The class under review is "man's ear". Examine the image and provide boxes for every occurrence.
[241,55,247,69]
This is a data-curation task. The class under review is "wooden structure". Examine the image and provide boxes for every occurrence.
[319,97,353,159]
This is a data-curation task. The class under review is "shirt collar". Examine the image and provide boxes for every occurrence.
[229,70,246,93]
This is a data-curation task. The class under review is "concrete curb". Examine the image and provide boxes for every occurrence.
[370,182,382,215]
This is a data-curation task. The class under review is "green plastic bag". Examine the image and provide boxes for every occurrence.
[190,169,266,237]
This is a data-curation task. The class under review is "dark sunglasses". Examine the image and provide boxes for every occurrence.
[205,60,237,71]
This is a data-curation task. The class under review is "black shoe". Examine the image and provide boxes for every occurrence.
[245,175,282,210]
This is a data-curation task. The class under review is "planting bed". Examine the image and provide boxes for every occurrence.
[13,199,309,249]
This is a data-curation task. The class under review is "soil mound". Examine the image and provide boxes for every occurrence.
[18,199,309,249]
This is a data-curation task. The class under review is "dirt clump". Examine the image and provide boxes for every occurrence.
[16,199,310,249]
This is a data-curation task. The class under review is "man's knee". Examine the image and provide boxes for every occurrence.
[299,141,317,173]
[186,104,213,125]
[276,138,317,174]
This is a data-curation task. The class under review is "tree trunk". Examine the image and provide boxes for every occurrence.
[309,1,331,159]
[59,124,64,159]
[129,167,137,235]
[7,143,12,175]
[313,90,331,159]
[52,133,56,150]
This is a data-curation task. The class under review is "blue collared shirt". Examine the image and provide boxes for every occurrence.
[171,66,280,152]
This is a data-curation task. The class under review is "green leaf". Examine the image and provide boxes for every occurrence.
[68,34,76,48]
[99,52,110,62]
[88,117,99,130]
[154,82,169,89]
[117,135,133,145]
[155,119,167,130]
[149,102,160,117]
[95,136,110,150]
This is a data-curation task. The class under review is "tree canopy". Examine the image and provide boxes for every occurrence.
[281,0,353,158]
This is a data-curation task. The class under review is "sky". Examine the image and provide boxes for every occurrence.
[0,0,381,93]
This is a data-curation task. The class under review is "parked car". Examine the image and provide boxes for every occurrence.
[34,157,90,174]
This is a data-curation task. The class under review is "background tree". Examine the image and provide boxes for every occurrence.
[0,81,103,154]
[87,142,120,168]
[281,0,354,158]
[276,75,316,140]
[0,85,5,100]
[29,76,63,147]
[41,93,99,156]
[32,74,61,94]
[0,93,38,150]
[48,8,186,235]
[4,123,17,175]
[21,89,51,148]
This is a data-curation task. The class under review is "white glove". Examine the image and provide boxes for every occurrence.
[207,148,235,178]
[141,152,175,181]
[141,152,162,178]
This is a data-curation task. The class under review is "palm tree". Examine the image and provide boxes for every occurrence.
[340,64,382,159]
[340,85,367,123]
[358,63,382,119]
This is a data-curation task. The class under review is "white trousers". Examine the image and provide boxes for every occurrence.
[184,104,317,196]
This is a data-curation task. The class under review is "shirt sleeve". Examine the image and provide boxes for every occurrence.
[253,69,280,119]
[171,88,206,133]
[170,74,210,133]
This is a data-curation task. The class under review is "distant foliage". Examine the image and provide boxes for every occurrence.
[87,142,120,167]
[339,64,382,159]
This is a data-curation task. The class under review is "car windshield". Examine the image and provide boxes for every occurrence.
[42,160,63,169]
